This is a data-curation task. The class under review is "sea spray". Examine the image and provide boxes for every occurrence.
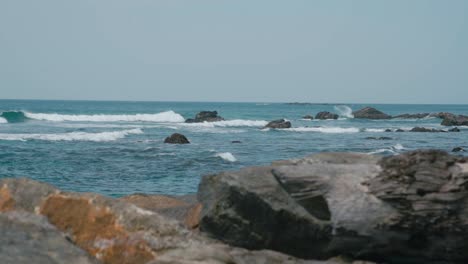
[334,105,354,118]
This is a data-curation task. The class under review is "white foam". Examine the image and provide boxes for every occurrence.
[215,152,237,162]
[286,127,360,133]
[334,105,354,118]
[365,128,386,132]
[24,111,185,123]
[367,143,406,155]
[392,143,405,150]
[0,117,7,124]
[182,119,268,128]
[0,128,143,142]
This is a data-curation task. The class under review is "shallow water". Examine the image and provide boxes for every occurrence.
[0,100,467,196]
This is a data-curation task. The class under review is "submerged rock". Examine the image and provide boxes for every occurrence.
[164,133,190,144]
[315,112,338,120]
[352,107,391,119]
[198,150,468,263]
[365,137,393,140]
[302,115,314,120]
[452,147,465,152]
[185,111,224,123]
[449,127,461,132]
[264,119,291,129]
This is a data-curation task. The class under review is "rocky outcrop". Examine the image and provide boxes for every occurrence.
[303,115,314,120]
[185,111,224,123]
[393,113,430,119]
[198,151,468,263]
[164,133,190,144]
[264,119,292,129]
[352,107,391,119]
[441,114,468,126]
[315,112,338,120]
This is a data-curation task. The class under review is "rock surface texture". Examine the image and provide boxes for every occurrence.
[185,111,225,123]
[198,150,468,263]
[352,107,391,119]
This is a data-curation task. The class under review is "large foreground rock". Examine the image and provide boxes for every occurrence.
[185,111,225,123]
[352,107,391,119]
[198,150,468,263]
[0,178,342,264]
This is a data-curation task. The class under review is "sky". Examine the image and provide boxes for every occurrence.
[0,0,467,103]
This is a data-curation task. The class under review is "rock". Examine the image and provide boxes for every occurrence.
[198,151,468,263]
[185,111,224,123]
[315,112,338,120]
[303,115,314,120]
[396,129,405,132]
[393,113,430,119]
[409,127,445,132]
[0,211,98,264]
[352,107,391,119]
[452,147,465,152]
[264,119,292,129]
[441,115,468,126]
[164,133,190,144]
[385,129,392,132]
[365,137,392,140]
[231,140,242,144]
[431,112,457,119]
[449,127,461,132]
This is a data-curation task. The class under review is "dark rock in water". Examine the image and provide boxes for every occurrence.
[409,127,445,133]
[352,107,391,119]
[231,140,242,144]
[302,115,314,120]
[393,113,430,119]
[441,114,468,126]
[366,137,392,140]
[449,127,461,132]
[385,129,392,132]
[315,112,338,120]
[452,147,465,152]
[164,133,190,144]
[396,129,405,132]
[431,112,457,119]
[185,111,225,123]
[264,119,291,129]
[198,150,468,263]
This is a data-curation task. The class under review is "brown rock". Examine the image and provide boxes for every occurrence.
[0,186,15,212]
[185,203,202,229]
[120,194,188,210]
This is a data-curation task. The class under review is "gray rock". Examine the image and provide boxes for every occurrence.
[352,107,391,119]
[186,111,225,123]
[441,115,468,126]
[315,112,338,120]
[164,133,190,144]
[0,211,98,264]
[264,119,292,129]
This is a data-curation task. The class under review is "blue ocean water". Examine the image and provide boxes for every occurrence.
[0,100,467,197]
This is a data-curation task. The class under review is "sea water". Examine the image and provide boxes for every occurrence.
[0,100,466,196]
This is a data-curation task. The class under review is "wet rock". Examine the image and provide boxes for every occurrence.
[393,113,430,119]
[449,127,461,132]
[185,111,224,123]
[409,127,445,132]
[396,129,405,132]
[352,107,391,119]
[264,119,292,129]
[441,115,468,126]
[385,129,392,132]
[303,115,314,120]
[164,133,190,144]
[452,147,465,152]
[315,112,338,120]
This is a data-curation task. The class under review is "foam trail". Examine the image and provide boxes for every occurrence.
[24,111,185,123]
[0,117,7,124]
[215,152,237,162]
[182,120,268,128]
[0,128,143,142]
[334,105,354,118]
[287,127,360,133]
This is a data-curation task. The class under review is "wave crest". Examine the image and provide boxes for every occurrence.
[182,120,268,128]
[334,105,354,118]
[215,152,237,162]
[24,111,185,123]
[0,128,143,142]
[0,111,29,123]
[287,127,360,133]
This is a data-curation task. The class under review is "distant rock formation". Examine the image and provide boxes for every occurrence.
[352,107,391,119]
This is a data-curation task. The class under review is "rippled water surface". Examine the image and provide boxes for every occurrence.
[1,100,467,196]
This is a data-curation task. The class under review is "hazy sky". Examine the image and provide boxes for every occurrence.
[1,0,467,103]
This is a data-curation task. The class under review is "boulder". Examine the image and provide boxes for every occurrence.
[409,127,445,133]
[315,112,338,120]
[198,151,468,263]
[264,119,292,129]
[352,107,391,119]
[303,115,314,120]
[185,111,224,123]
[393,113,430,119]
[385,129,392,132]
[396,129,405,132]
[164,133,190,144]
[441,115,468,126]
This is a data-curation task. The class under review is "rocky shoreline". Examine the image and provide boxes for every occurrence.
[2,150,468,263]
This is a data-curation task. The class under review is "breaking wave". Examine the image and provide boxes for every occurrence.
[215,152,237,162]
[0,117,7,124]
[334,105,354,118]
[0,111,29,123]
[367,144,406,155]
[0,128,143,142]
[23,111,185,123]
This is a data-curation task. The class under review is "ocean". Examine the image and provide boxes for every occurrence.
[0,100,466,197]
